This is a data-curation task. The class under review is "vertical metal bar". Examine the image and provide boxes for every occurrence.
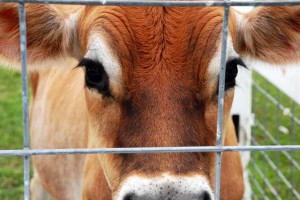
[249,159,268,200]
[262,79,269,192]
[214,5,229,200]
[250,156,282,199]
[18,3,30,200]
[290,100,296,200]
[275,89,281,193]
[252,72,258,200]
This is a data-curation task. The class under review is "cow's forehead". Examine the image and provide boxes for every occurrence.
[81,6,238,86]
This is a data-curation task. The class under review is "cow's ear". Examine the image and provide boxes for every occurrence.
[0,3,81,70]
[234,6,300,64]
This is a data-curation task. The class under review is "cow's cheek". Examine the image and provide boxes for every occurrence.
[84,90,124,188]
[204,90,235,145]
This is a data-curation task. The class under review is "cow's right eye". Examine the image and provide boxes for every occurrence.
[224,58,246,90]
[78,58,111,96]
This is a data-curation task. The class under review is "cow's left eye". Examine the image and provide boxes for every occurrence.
[78,58,110,96]
[224,58,246,90]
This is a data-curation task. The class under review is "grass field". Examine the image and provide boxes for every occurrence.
[0,68,24,199]
[0,68,299,199]
[249,72,300,199]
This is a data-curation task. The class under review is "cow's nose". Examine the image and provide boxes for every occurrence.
[116,174,214,200]
[123,190,212,200]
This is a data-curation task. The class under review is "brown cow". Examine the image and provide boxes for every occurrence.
[0,3,299,200]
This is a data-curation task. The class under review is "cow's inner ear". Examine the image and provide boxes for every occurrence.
[234,7,300,64]
[78,58,111,97]
[0,4,81,71]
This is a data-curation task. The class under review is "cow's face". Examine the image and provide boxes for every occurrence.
[78,6,240,199]
[2,3,299,200]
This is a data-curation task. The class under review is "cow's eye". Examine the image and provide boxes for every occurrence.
[224,58,246,90]
[78,58,110,96]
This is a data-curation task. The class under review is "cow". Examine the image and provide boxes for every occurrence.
[0,3,299,200]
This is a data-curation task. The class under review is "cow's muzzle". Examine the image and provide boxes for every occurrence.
[115,174,213,200]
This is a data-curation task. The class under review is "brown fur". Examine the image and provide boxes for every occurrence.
[1,3,300,200]
[221,119,244,200]
[30,67,88,200]
[79,7,228,192]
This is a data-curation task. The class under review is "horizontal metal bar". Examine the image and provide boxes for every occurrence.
[0,145,300,156]
[0,0,300,6]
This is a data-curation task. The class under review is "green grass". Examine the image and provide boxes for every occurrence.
[249,71,300,199]
[0,68,299,199]
[0,68,24,200]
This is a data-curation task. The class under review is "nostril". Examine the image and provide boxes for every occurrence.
[123,193,136,200]
[198,191,212,200]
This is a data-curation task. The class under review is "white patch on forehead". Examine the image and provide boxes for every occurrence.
[207,36,239,81]
[64,8,82,58]
[84,34,122,89]
[115,174,213,200]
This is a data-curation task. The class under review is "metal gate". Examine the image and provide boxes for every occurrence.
[0,1,300,200]
[250,68,300,200]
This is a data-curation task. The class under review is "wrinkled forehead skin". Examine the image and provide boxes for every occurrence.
[77,6,237,194]
[78,6,237,77]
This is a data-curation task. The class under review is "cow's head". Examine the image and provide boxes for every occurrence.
[1,4,300,200]
[78,6,238,200]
